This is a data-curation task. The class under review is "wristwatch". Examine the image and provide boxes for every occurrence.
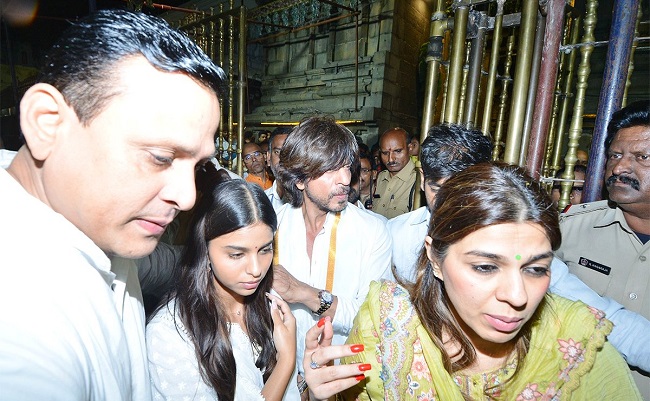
[313,290,333,315]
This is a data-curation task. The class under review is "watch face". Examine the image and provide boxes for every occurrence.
[322,291,333,302]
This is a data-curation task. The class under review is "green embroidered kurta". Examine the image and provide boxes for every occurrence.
[342,280,641,400]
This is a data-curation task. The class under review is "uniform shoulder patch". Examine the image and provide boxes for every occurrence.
[559,200,610,220]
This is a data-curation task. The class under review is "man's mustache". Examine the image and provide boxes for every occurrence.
[606,174,640,190]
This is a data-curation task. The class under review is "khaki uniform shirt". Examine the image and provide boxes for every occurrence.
[556,200,650,398]
[373,159,417,219]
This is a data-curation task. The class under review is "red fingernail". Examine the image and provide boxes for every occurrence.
[317,317,326,328]
[355,374,365,381]
[350,344,364,353]
[358,364,371,372]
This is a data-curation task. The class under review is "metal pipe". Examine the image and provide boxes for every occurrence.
[583,0,640,203]
[481,0,505,136]
[519,9,545,166]
[503,0,538,165]
[444,3,469,124]
[560,0,598,209]
[492,34,516,161]
[526,0,565,179]
[622,6,642,107]
[420,10,448,140]
[237,5,247,178]
[463,11,488,128]
[549,15,581,178]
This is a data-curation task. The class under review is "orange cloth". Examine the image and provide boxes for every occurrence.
[245,172,273,190]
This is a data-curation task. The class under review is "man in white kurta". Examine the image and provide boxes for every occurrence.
[271,117,392,400]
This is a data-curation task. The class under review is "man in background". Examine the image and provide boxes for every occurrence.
[243,141,273,190]
[373,127,417,219]
[265,126,291,209]
[0,9,225,400]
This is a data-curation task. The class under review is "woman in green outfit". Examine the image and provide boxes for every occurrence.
[340,163,640,400]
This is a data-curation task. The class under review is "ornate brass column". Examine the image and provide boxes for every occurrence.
[560,0,597,209]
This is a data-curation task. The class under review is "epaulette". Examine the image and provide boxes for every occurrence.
[559,200,611,220]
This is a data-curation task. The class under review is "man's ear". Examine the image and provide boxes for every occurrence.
[296,180,305,190]
[19,83,69,161]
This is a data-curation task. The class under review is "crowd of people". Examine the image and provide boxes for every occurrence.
[0,8,648,401]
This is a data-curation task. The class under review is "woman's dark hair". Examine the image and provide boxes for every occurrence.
[160,169,277,401]
[409,163,560,398]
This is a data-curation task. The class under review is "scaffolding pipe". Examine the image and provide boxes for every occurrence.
[463,11,488,128]
[519,9,545,166]
[503,0,538,165]
[526,0,566,179]
[444,3,469,124]
[583,0,640,202]
[481,0,505,136]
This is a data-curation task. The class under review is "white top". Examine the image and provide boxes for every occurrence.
[274,203,392,387]
[147,300,282,401]
[386,206,430,283]
[264,180,285,211]
[0,167,150,401]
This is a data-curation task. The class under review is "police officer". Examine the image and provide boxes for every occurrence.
[556,100,650,398]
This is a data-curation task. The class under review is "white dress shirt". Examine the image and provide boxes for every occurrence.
[0,167,150,401]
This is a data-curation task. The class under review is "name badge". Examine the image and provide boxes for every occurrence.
[578,257,611,275]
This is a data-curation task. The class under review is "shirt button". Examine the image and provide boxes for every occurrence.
[629,293,638,300]
[640,256,647,262]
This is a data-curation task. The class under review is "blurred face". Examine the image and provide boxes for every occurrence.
[299,165,351,213]
[576,150,588,166]
[359,157,372,194]
[605,126,650,210]
[421,176,446,211]
[569,169,585,205]
[243,142,266,175]
[267,133,288,174]
[208,222,274,304]
[39,57,219,258]
[380,130,413,175]
[426,223,552,353]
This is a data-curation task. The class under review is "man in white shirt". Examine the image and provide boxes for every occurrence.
[388,123,650,378]
[0,9,226,401]
[271,116,392,399]
[265,127,292,210]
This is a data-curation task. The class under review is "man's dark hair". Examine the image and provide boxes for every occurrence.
[276,116,359,207]
[38,8,227,126]
[268,126,292,152]
[605,100,650,150]
[420,124,493,183]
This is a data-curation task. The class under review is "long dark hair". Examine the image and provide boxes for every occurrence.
[409,163,560,397]
[159,168,278,401]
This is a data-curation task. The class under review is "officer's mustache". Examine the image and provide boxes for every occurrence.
[605,174,640,190]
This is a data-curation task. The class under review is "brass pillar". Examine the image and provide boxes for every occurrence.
[560,0,598,210]
[420,6,449,139]
[481,0,505,137]
[503,0,538,165]
[492,33,516,161]
[443,3,469,124]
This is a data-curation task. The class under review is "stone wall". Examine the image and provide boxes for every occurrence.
[246,0,434,146]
